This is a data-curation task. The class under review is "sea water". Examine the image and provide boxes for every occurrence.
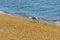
[0,0,60,20]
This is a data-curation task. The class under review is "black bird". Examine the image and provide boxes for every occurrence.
[31,17,39,23]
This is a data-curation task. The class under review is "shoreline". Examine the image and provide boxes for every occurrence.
[0,11,60,26]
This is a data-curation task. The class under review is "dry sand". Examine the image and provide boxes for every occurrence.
[0,13,60,40]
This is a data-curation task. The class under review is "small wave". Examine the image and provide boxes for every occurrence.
[0,11,7,14]
[0,10,10,14]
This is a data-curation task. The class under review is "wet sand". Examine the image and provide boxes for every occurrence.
[0,12,60,40]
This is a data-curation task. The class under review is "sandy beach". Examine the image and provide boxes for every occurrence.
[0,13,60,40]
